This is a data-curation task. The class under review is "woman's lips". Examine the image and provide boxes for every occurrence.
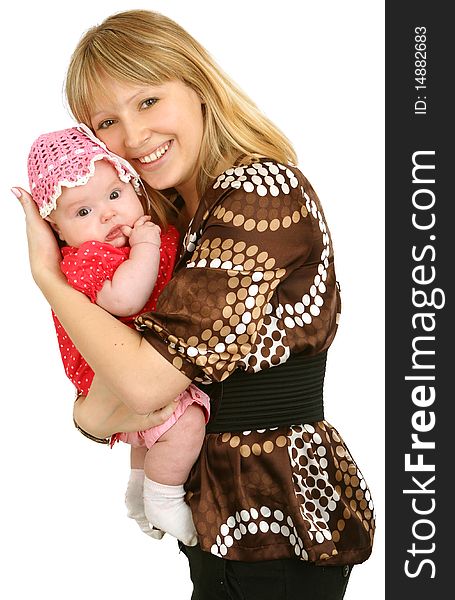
[134,140,173,170]
[138,140,172,163]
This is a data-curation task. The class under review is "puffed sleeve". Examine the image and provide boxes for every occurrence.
[136,161,339,383]
[60,241,128,303]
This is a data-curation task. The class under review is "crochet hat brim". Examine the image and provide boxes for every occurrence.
[28,123,141,218]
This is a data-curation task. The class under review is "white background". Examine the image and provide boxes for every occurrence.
[1,1,384,598]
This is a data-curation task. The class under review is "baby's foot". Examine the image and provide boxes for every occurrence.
[143,478,198,546]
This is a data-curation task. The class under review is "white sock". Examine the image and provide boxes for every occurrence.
[143,477,198,547]
[125,469,164,539]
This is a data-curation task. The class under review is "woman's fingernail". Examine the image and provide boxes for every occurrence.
[11,187,22,199]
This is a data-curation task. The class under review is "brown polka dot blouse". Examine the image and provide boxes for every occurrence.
[136,161,375,566]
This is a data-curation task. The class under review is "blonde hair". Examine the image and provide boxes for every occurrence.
[65,9,297,203]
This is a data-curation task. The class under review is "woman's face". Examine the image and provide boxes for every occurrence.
[90,79,204,201]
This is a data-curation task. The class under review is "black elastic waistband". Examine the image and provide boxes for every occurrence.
[205,351,327,433]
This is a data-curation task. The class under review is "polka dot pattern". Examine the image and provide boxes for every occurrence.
[60,241,129,303]
[136,162,374,564]
[209,504,308,560]
[213,162,299,203]
[54,227,179,395]
[326,422,376,546]
[138,161,340,383]
[186,424,375,565]
[288,424,339,542]
[239,186,332,371]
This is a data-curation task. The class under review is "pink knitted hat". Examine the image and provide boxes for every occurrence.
[28,123,141,218]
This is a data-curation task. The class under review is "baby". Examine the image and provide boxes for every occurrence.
[27,125,210,546]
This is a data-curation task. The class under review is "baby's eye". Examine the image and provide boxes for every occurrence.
[77,208,91,217]
[140,98,158,109]
[110,190,120,200]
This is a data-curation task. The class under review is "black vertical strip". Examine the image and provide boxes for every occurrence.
[386,2,451,597]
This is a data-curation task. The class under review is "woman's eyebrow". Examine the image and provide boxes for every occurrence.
[91,87,162,119]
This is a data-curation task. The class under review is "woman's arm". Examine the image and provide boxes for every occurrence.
[14,187,191,415]
[74,375,179,438]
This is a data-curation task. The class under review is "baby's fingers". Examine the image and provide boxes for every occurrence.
[133,215,152,228]
[121,225,133,237]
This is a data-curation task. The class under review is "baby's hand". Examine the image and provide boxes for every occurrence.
[121,216,161,248]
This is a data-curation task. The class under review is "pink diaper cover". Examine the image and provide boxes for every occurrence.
[111,383,210,449]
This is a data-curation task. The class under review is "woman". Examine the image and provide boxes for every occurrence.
[14,9,375,600]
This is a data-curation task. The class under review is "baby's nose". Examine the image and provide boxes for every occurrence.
[102,209,116,222]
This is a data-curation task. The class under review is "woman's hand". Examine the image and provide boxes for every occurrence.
[73,374,179,439]
[74,395,178,439]
[11,190,192,416]
[11,187,64,288]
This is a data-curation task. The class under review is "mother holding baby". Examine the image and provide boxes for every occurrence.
[14,9,374,600]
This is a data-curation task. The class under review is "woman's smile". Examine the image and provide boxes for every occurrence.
[91,79,204,202]
[137,139,173,165]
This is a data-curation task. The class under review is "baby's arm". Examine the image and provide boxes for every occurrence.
[96,216,161,316]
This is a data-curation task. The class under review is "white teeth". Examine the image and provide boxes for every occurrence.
[139,143,170,164]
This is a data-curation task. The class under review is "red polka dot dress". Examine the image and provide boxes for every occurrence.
[52,225,179,396]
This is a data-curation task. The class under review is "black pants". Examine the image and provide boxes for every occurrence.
[179,544,352,600]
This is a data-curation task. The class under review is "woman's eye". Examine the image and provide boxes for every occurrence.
[110,190,120,200]
[77,208,91,217]
[141,98,158,109]
[98,119,115,130]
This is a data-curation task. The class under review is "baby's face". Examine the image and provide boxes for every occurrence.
[48,160,144,248]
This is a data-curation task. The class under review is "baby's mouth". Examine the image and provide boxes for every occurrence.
[105,225,124,241]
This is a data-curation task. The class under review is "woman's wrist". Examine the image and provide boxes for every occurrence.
[73,417,111,445]
[34,264,65,293]
[73,388,180,439]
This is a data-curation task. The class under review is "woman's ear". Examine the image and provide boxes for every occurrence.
[189,84,205,106]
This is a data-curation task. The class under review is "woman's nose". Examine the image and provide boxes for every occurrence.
[123,119,151,150]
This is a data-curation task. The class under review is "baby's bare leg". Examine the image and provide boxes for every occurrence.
[143,404,206,546]
[131,445,148,469]
[144,404,206,484]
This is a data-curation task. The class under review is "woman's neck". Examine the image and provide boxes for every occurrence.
[176,157,234,226]
[176,179,200,223]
